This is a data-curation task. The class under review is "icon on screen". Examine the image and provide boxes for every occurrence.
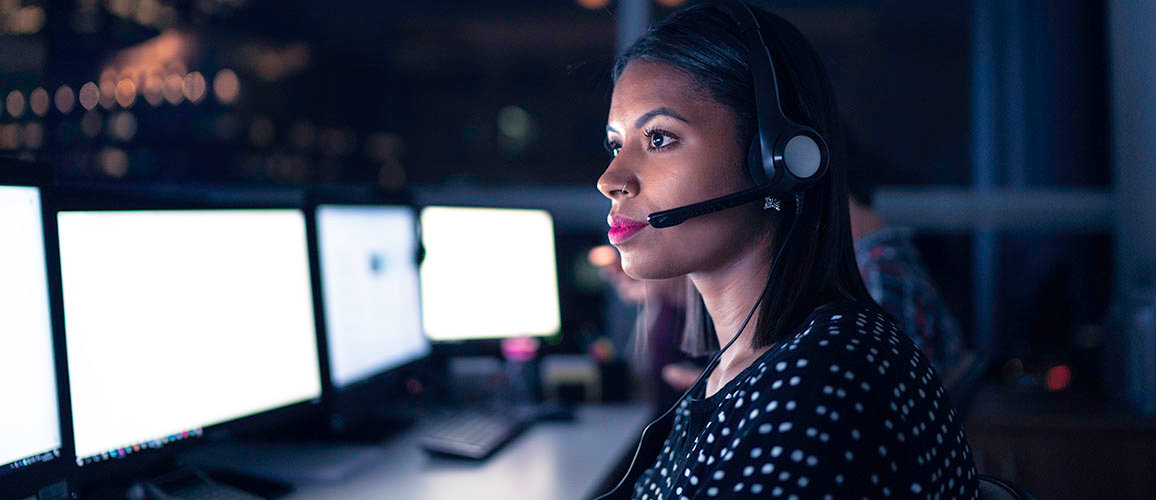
[369,252,387,274]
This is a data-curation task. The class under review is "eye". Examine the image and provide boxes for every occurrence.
[604,138,622,158]
[644,129,679,151]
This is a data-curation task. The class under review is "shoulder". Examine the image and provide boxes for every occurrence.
[725,300,943,458]
[782,301,911,360]
[720,301,917,438]
[699,302,972,497]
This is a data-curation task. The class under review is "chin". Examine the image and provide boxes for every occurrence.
[619,245,687,281]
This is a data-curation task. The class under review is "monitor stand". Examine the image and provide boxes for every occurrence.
[173,400,416,485]
[176,441,388,486]
[76,458,291,500]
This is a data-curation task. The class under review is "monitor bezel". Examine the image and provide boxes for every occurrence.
[304,188,432,430]
[51,184,324,479]
[0,158,74,497]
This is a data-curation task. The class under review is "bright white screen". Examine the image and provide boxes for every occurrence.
[0,186,62,468]
[419,207,561,341]
[58,210,322,461]
[317,205,428,389]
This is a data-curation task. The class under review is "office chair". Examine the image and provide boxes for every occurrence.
[978,474,1037,500]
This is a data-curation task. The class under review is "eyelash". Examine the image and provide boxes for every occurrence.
[643,128,678,151]
[603,128,680,159]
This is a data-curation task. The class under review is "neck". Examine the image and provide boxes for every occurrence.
[689,234,774,391]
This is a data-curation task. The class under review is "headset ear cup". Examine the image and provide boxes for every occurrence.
[782,133,823,180]
[747,137,772,187]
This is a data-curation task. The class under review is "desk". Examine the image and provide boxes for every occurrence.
[283,404,651,500]
[965,386,1156,500]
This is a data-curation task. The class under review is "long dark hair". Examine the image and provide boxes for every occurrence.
[612,2,878,355]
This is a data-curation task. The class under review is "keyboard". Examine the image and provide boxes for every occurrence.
[419,410,529,460]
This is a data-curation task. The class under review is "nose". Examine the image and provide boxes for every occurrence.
[596,160,639,201]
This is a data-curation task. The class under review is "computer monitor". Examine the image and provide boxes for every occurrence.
[419,206,561,341]
[0,163,69,499]
[315,204,428,390]
[56,208,323,468]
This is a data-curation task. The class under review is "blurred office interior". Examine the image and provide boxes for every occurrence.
[1,1,1154,499]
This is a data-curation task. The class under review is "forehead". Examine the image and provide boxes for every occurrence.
[609,61,717,126]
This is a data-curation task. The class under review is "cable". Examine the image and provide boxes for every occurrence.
[591,198,802,500]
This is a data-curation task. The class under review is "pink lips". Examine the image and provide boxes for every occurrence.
[608,215,648,244]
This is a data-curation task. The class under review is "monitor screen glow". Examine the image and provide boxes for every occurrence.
[316,205,428,389]
[0,186,62,470]
[419,206,561,342]
[57,210,322,463]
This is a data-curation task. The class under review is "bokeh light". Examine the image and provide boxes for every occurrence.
[24,123,44,149]
[576,0,611,9]
[81,110,103,138]
[143,75,164,106]
[1045,365,1072,391]
[29,88,49,116]
[587,245,618,268]
[55,85,76,114]
[115,79,137,108]
[109,112,138,142]
[183,72,207,103]
[98,79,117,110]
[497,105,531,140]
[163,74,185,105]
[6,90,25,118]
[79,82,100,111]
[98,148,129,178]
[212,69,240,104]
[0,124,21,150]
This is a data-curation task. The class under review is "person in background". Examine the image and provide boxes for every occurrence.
[845,136,976,391]
[590,245,693,409]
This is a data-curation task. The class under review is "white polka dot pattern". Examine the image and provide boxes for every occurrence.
[631,302,979,499]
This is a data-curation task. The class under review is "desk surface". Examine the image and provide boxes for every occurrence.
[284,404,651,500]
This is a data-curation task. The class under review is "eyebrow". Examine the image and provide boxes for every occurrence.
[634,107,690,129]
[605,106,691,135]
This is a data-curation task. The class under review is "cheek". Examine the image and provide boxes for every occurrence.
[619,207,769,280]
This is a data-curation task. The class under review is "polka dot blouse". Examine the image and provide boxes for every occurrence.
[631,301,978,499]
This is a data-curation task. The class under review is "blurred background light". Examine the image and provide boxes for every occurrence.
[98,79,116,110]
[163,74,185,105]
[115,79,137,108]
[576,0,610,10]
[81,110,103,138]
[98,147,129,178]
[497,105,531,140]
[212,69,240,104]
[29,88,49,116]
[183,72,207,103]
[109,112,138,142]
[23,122,43,149]
[0,124,21,150]
[78,82,99,111]
[5,90,25,118]
[55,85,76,114]
[143,75,164,106]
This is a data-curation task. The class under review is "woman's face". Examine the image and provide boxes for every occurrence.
[598,61,773,280]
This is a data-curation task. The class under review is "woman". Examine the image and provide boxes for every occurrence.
[595,2,979,498]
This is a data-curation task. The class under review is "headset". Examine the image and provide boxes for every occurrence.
[592,2,828,498]
[645,0,829,229]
